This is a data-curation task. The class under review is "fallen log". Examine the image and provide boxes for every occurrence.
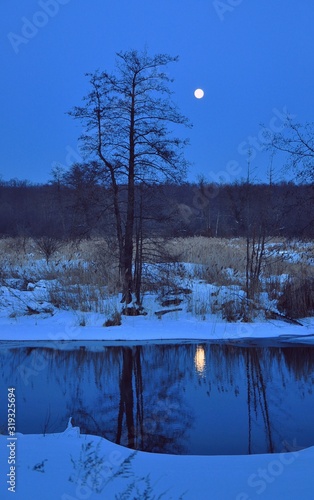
[267,310,304,326]
[155,308,183,319]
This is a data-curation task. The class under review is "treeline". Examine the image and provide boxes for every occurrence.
[0,179,313,240]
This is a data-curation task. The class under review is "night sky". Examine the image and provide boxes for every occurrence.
[1,0,314,184]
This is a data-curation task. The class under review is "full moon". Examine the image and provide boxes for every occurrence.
[194,88,204,99]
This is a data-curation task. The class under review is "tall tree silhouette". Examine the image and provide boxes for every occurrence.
[69,49,190,305]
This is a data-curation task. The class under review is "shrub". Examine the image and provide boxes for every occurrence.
[104,310,122,327]
[277,276,314,319]
[35,236,63,264]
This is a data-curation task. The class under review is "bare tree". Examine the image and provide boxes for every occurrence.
[264,118,314,183]
[35,236,62,264]
[61,161,109,239]
[68,49,190,306]
[244,156,266,306]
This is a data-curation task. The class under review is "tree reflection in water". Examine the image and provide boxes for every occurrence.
[68,345,194,454]
[114,345,193,454]
[245,349,273,454]
[116,347,135,448]
[0,342,314,455]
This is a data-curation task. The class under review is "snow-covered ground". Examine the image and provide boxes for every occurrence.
[0,264,313,344]
[0,305,313,344]
[1,418,314,499]
[0,247,314,499]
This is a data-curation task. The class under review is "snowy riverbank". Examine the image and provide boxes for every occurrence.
[1,311,314,499]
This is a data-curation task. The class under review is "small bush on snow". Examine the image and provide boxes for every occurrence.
[278,276,314,319]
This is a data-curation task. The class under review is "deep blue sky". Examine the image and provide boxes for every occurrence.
[1,1,314,184]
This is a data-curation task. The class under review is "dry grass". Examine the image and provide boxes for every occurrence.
[0,237,120,313]
[165,237,247,269]
[163,237,247,287]
[0,236,313,319]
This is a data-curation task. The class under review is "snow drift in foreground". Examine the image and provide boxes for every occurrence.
[1,419,314,500]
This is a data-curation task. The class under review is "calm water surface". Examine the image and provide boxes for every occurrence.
[0,340,313,455]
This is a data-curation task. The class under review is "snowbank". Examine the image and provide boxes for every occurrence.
[0,307,313,345]
[1,422,314,499]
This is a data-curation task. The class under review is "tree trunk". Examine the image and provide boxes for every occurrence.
[122,83,136,304]
[116,347,135,448]
[134,186,144,305]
